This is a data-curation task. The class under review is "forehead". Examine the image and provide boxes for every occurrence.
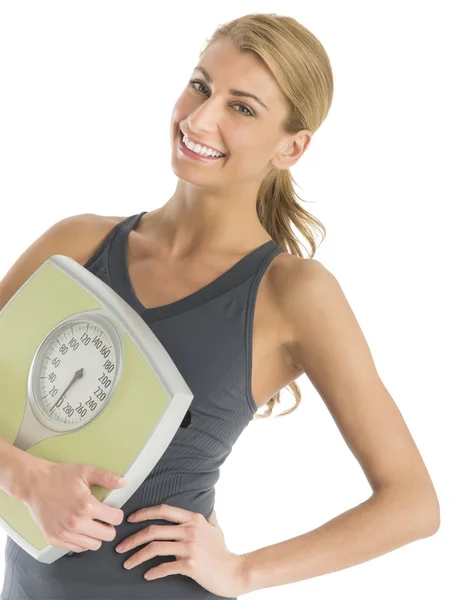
[197,38,287,112]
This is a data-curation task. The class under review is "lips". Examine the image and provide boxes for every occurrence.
[179,128,226,157]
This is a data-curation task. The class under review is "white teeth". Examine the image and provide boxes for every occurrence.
[182,134,225,158]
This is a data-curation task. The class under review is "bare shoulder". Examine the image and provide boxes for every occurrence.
[0,213,127,312]
[264,253,312,374]
[272,254,442,520]
[66,213,127,266]
[269,252,323,294]
[19,212,128,268]
[270,253,349,371]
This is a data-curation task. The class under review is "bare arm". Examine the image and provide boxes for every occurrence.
[0,435,43,501]
[237,259,440,594]
[240,483,438,594]
[0,212,117,503]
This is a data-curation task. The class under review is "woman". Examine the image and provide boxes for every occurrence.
[1,12,440,600]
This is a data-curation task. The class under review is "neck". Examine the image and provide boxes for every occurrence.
[145,180,272,260]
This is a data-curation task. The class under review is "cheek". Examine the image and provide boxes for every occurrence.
[170,94,189,123]
[172,91,199,118]
[170,106,183,127]
[234,133,267,163]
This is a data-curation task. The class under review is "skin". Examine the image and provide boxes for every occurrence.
[103,34,314,411]
[74,36,442,593]
[0,35,439,593]
[153,35,312,260]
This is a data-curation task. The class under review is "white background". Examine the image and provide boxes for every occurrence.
[0,1,450,598]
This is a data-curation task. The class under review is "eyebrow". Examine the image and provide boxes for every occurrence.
[193,66,270,111]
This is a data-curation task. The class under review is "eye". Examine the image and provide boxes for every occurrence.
[188,79,255,117]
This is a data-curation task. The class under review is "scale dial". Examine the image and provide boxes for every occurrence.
[29,314,123,432]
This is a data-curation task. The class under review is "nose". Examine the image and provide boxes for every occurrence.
[187,96,222,136]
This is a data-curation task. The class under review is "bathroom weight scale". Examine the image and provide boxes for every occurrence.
[0,255,194,564]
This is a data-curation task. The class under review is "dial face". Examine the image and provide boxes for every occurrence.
[32,318,120,428]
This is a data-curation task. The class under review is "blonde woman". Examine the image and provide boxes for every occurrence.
[0,12,440,600]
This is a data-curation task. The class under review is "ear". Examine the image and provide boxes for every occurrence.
[272,129,312,170]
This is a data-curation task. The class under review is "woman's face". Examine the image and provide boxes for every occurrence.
[170,37,298,189]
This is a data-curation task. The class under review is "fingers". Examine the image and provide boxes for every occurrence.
[208,510,219,526]
[68,532,102,551]
[62,541,88,553]
[90,496,124,526]
[75,517,117,543]
[55,531,102,552]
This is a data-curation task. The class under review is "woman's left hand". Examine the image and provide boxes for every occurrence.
[115,503,248,597]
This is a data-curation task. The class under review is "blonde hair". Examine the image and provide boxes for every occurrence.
[200,13,334,418]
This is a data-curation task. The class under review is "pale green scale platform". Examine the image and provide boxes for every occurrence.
[0,256,193,564]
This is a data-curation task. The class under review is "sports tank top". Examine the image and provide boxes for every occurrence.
[1,211,285,600]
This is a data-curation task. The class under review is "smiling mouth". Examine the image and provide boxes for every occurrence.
[179,128,227,158]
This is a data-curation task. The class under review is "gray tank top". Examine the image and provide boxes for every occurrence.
[2,211,285,600]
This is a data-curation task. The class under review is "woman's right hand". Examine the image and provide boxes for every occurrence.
[22,459,127,553]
